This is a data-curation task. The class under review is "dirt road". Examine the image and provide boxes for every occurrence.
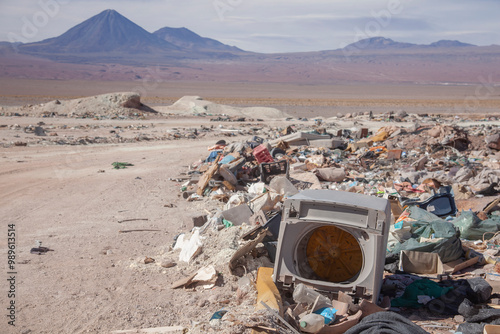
[1,123,249,333]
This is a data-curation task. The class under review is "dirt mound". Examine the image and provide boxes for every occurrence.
[22,92,157,118]
[158,96,290,119]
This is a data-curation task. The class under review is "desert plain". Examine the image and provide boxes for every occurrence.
[1,78,500,334]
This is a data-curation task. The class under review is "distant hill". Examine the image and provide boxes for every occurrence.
[428,40,475,48]
[19,9,179,54]
[1,10,498,85]
[153,27,242,52]
[343,37,416,51]
[342,37,476,52]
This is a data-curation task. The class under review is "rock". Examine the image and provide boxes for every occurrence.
[428,126,443,138]
[34,126,46,136]
[187,296,199,305]
[486,134,500,150]
[192,215,208,228]
[407,122,419,133]
[314,167,345,182]
[160,261,176,268]
[396,110,408,118]
[119,93,142,109]
[208,294,220,304]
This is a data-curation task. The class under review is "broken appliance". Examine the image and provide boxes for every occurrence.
[273,190,391,303]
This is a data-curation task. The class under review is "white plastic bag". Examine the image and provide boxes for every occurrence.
[178,228,204,263]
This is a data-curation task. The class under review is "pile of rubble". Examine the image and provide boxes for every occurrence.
[2,121,268,147]
[1,92,158,119]
[155,114,500,333]
[156,96,291,119]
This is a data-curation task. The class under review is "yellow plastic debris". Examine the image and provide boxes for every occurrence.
[255,267,283,316]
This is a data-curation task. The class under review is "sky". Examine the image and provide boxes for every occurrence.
[0,0,498,53]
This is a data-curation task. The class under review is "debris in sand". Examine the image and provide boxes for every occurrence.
[152,111,500,332]
[157,96,291,119]
[38,92,157,118]
[112,162,134,169]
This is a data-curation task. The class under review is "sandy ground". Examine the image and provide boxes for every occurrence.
[1,82,499,334]
[1,78,499,116]
[1,116,255,334]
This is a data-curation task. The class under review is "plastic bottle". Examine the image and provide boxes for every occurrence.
[314,307,337,325]
[293,283,332,309]
[299,313,325,333]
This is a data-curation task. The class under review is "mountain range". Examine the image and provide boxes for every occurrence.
[13,9,244,59]
[1,9,499,84]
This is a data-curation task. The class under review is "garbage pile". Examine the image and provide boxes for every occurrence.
[160,115,500,333]
[2,122,243,147]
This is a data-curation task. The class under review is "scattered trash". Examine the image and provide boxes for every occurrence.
[209,308,228,320]
[112,162,134,169]
[117,218,148,223]
[175,228,204,263]
[299,313,325,333]
[30,240,53,254]
[113,114,500,332]
[30,246,54,255]
[171,265,217,290]
[118,229,161,233]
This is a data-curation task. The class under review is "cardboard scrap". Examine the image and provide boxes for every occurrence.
[170,271,198,289]
[359,297,390,319]
[191,265,217,289]
[249,209,268,227]
[400,251,444,275]
[400,250,479,275]
[229,229,268,270]
[456,195,500,213]
[111,326,186,334]
[170,265,217,289]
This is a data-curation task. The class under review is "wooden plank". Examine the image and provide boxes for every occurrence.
[222,180,236,191]
[229,229,268,270]
[111,326,186,333]
[170,271,197,289]
[196,155,221,195]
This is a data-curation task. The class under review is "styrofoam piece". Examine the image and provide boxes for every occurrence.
[269,132,331,147]
[308,138,345,149]
[178,228,204,263]
[221,204,253,225]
